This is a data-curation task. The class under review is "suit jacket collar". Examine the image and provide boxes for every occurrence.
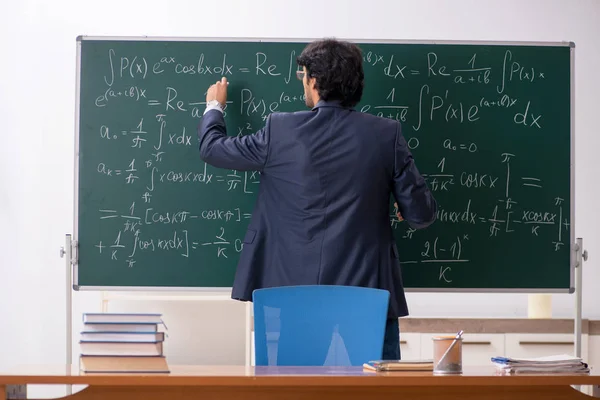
[312,99,354,110]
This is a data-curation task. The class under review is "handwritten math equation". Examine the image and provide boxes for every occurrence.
[95,47,543,130]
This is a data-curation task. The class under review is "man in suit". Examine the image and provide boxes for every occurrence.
[197,38,437,360]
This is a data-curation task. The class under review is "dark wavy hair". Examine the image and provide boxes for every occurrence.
[296,38,364,108]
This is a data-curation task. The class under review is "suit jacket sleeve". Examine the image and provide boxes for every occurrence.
[392,122,437,230]
[197,109,270,171]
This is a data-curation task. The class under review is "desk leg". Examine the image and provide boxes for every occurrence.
[0,385,5,400]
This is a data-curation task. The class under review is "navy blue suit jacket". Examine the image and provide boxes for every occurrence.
[197,100,437,317]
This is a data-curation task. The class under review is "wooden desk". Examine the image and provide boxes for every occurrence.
[0,365,599,400]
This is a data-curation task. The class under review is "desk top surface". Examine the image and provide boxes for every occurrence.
[0,365,599,386]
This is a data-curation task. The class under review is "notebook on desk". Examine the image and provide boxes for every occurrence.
[363,359,434,372]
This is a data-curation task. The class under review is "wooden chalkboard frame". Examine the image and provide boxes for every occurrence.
[71,36,576,293]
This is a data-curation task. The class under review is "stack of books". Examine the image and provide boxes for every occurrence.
[491,354,590,374]
[78,313,170,373]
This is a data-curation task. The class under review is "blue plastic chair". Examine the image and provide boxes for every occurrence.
[252,285,390,366]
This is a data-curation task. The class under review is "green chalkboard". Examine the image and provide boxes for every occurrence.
[73,36,574,292]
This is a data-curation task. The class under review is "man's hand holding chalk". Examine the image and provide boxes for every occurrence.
[206,77,229,107]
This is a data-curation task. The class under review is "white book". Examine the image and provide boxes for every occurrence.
[80,331,165,342]
[82,313,163,324]
[83,323,159,333]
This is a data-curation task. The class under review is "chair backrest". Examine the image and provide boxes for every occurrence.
[252,285,390,366]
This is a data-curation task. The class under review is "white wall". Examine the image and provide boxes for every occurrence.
[1,0,599,396]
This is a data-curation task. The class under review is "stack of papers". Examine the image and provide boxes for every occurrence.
[491,354,590,374]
